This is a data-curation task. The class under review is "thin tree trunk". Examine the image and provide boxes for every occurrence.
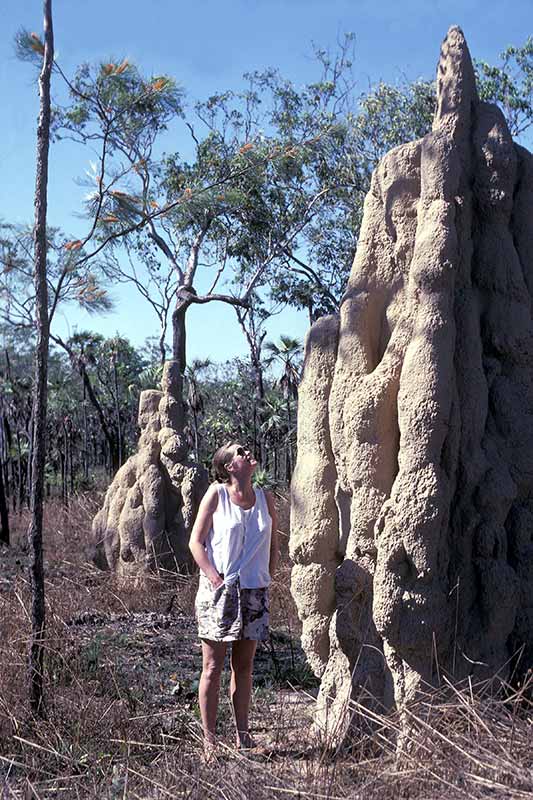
[16,432,23,511]
[10,461,17,512]
[69,427,74,496]
[112,355,122,467]
[61,422,67,503]
[286,396,292,483]
[60,447,66,503]
[0,456,9,545]
[251,355,266,463]
[1,415,11,509]
[158,326,166,365]
[192,408,199,461]
[26,423,33,508]
[27,0,53,716]
[83,388,89,480]
[81,364,118,471]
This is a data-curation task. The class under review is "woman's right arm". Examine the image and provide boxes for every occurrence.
[188,483,224,588]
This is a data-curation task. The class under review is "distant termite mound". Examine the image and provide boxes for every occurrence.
[92,360,208,581]
[291,26,533,744]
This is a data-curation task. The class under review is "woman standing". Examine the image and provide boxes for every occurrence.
[189,442,278,756]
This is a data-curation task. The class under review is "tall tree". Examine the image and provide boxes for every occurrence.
[27,0,54,715]
[45,46,356,439]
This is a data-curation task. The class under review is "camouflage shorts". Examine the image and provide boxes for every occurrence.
[195,574,269,642]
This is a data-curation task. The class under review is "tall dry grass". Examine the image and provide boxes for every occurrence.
[1,494,532,799]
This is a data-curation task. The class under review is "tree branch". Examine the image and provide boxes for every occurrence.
[187,291,250,309]
[282,249,338,306]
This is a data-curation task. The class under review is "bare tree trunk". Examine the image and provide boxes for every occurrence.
[26,419,33,507]
[112,355,122,467]
[61,421,67,504]
[0,456,9,545]
[16,432,23,511]
[192,408,199,461]
[172,296,188,375]
[83,388,89,480]
[286,396,292,483]
[171,294,189,431]
[251,354,266,463]
[27,0,54,716]
[1,415,12,512]
[10,461,17,512]
[158,326,167,365]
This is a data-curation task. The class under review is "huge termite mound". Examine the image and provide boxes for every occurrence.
[290,26,533,743]
[91,360,208,580]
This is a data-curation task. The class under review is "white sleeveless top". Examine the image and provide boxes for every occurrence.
[204,484,272,588]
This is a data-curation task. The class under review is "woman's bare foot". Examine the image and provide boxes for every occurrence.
[203,738,218,763]
[236,730,257,749]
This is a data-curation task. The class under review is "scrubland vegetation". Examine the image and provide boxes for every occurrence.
[1,494,532,799]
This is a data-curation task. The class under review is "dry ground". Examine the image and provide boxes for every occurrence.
[1,494,532,799]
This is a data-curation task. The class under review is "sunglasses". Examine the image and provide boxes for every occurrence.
[234,446,249,458]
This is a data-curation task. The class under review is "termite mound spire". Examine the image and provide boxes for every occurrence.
[91,360,207,582]
[290,26,533,743]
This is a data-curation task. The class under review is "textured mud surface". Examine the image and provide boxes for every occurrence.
[92,360,208,580]
[291,26,533,742]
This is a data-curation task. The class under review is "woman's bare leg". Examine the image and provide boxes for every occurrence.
[199,640,227,748]
[230,639,257,746]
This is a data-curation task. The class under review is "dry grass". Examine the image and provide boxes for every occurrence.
[1,494,532,799]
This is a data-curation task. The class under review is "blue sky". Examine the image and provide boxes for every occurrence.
[1,0,532,363]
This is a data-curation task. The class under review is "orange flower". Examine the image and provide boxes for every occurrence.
[151,78,167,92]
[30,33,44,54]
[115,59,129,75]
[133,159,146,174]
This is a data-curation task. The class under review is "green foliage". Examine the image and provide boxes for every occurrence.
[264,336,302,405]
[1,328,152,506]
[475,38,533,136]
[197,359,258,464]
[0,223,112,330]
[353,79,436,167]
[183,40,360,321]
[131,361,164,395]
[252,467,277,490]
[14,28,45,64]
[55,60,183,154]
